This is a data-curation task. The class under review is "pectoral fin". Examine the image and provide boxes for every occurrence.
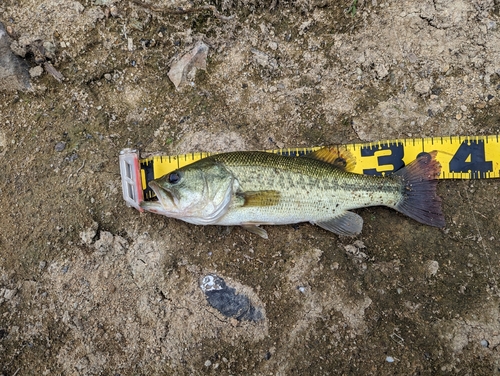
[313,211,363,236]
[238,190,281,207]
[241,224,269,239]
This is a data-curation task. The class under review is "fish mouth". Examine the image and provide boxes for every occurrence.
[148,181,176,209]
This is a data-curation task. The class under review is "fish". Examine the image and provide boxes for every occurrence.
[140,148,445,239]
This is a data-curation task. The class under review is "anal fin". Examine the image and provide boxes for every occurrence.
[313,211,363,236]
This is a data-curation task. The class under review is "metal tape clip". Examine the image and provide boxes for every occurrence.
[119,148,144,211]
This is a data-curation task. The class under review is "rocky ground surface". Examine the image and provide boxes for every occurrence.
[1,0,500,374]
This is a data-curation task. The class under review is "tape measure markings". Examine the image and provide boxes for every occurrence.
[123,135,500,205]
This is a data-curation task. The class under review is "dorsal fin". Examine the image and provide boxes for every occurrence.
[304,146,356,172]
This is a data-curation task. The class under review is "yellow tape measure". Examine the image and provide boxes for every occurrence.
[119,135,500,211]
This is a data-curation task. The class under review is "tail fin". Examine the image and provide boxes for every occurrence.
[393,151,445,228]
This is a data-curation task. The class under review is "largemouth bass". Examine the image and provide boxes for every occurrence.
[140,148,444,238]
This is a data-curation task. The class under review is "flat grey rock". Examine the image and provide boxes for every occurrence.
[0,22,31,92]
[200,274,263,322]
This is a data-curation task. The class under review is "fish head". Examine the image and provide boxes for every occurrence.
[145,159,234,224]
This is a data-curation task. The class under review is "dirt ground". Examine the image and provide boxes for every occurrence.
[1,0,500,374]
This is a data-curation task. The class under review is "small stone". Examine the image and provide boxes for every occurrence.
[29,66,43,78]
[268,41,278,51]
[414,80,431,95]
[104,73,112,81]
[3,288,17,300]
[475,102,486,109]
[441,63,450,74]
[110,5,120,17]
[80,221,99,245]
[43,41,56,58]
[168,42,209,90]
[386,356,395,363]
[481,339,489,348]
[66,153,79,162]
[375,64,388,79]
[54,141,66,152]
[353,240,365,249]
[425,260,439,278]
[94,231,114,253]
[456,113,463,120]
[39,261,47,269]
[204,360,212,367]
[431,87,442,96]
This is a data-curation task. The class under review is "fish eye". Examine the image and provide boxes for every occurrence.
[168,171,181,184]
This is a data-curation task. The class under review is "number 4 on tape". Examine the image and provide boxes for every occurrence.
[449,139,493,179]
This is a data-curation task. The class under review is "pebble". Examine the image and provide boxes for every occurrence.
[3,288,17,300]
[55,141,66,152]
[425,260,439,278]
[110,5,120,17]
[29,66,44,78]
[374,64,388,79]
[80,221,98,245]
[204,360,212,367]
[385,356,395,363]
[480,339,489,348]
[441,63,450,74]
[414,80,431,95]
[168,42,209,90]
